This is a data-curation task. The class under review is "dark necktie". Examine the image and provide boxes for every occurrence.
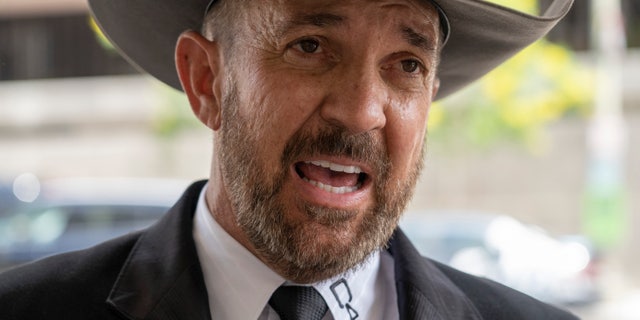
[269,286,328,320]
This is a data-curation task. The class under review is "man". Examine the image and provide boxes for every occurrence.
[0,0,577,319]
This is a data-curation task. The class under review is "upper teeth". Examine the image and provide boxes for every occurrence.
[305,160,362,174]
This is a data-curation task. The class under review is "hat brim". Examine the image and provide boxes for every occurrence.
[88,0,573,100]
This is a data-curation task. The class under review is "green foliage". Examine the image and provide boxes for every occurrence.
[485,0,539,14]
[428,0,594,151]
[429,38,593,152]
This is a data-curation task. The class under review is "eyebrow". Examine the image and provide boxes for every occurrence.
[401,26,437,53]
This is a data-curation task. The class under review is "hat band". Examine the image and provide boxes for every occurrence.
[204,0,450,46]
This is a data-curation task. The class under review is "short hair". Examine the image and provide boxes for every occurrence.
[201,0,245,54]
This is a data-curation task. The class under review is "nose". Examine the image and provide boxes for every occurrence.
[319,63,387,134]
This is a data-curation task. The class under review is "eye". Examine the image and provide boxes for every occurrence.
[401,59,421,73]
[293,38,322,54]
[283,36,336,70]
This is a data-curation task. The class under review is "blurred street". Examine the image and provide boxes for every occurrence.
[568,263,640,320]
[571,289,640,320]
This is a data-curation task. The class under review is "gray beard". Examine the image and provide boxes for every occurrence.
[217,83,424,283]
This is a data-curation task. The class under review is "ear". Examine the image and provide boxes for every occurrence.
[175,30,223,130]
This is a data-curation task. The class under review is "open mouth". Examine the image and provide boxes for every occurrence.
[295,160,368,194]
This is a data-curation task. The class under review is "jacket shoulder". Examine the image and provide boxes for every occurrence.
[0,231,141,319]
[431,259,579,319]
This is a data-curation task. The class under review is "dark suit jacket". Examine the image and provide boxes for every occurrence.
[0,181,578,319]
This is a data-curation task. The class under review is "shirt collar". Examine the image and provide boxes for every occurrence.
[193,184,285,319]
[193,183,390,320]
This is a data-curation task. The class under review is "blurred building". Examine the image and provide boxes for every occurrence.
[0,0,135,81]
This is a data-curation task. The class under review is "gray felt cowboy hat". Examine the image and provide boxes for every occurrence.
[88,0,574,100]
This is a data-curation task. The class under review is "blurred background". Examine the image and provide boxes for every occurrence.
[0,0,638,318]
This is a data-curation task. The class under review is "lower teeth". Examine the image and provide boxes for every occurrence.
[302,177,360,194]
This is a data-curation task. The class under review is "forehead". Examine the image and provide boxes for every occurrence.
[284,0,438,14]
[243,0,441,37]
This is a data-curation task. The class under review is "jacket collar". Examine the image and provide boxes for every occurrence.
[107,180,211,320]
[388,229,483,320]
[106,180,481,320]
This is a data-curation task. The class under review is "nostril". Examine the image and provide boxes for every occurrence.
[319,104,387,134]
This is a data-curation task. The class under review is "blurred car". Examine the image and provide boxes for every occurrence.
[0,177,189,270]
[0,181,21,217]
[0,183,14,213]
[399,211,600,306]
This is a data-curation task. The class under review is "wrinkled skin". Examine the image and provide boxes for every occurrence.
[175,0,441,283]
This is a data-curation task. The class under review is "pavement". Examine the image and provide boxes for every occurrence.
[568,288,640,320]
[567,261,640,320]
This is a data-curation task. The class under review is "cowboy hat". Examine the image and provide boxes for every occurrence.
[88,0,573,100]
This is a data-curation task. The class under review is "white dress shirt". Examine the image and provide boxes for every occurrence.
[193,183,398,320]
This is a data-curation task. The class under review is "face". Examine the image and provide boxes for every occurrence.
[203,0,440,283]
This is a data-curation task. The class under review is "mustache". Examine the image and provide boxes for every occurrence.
[281,126,391,176]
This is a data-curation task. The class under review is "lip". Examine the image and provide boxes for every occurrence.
[289,156,374,209]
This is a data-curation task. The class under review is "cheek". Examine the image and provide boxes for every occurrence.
[235,68,325,152]
[386,100,430,175]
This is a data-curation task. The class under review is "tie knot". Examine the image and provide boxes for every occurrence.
[269,286,328,320]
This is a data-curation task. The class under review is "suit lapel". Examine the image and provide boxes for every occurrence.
[105,181,483,320]
[107,181,211,320]
[389,229,483,320]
